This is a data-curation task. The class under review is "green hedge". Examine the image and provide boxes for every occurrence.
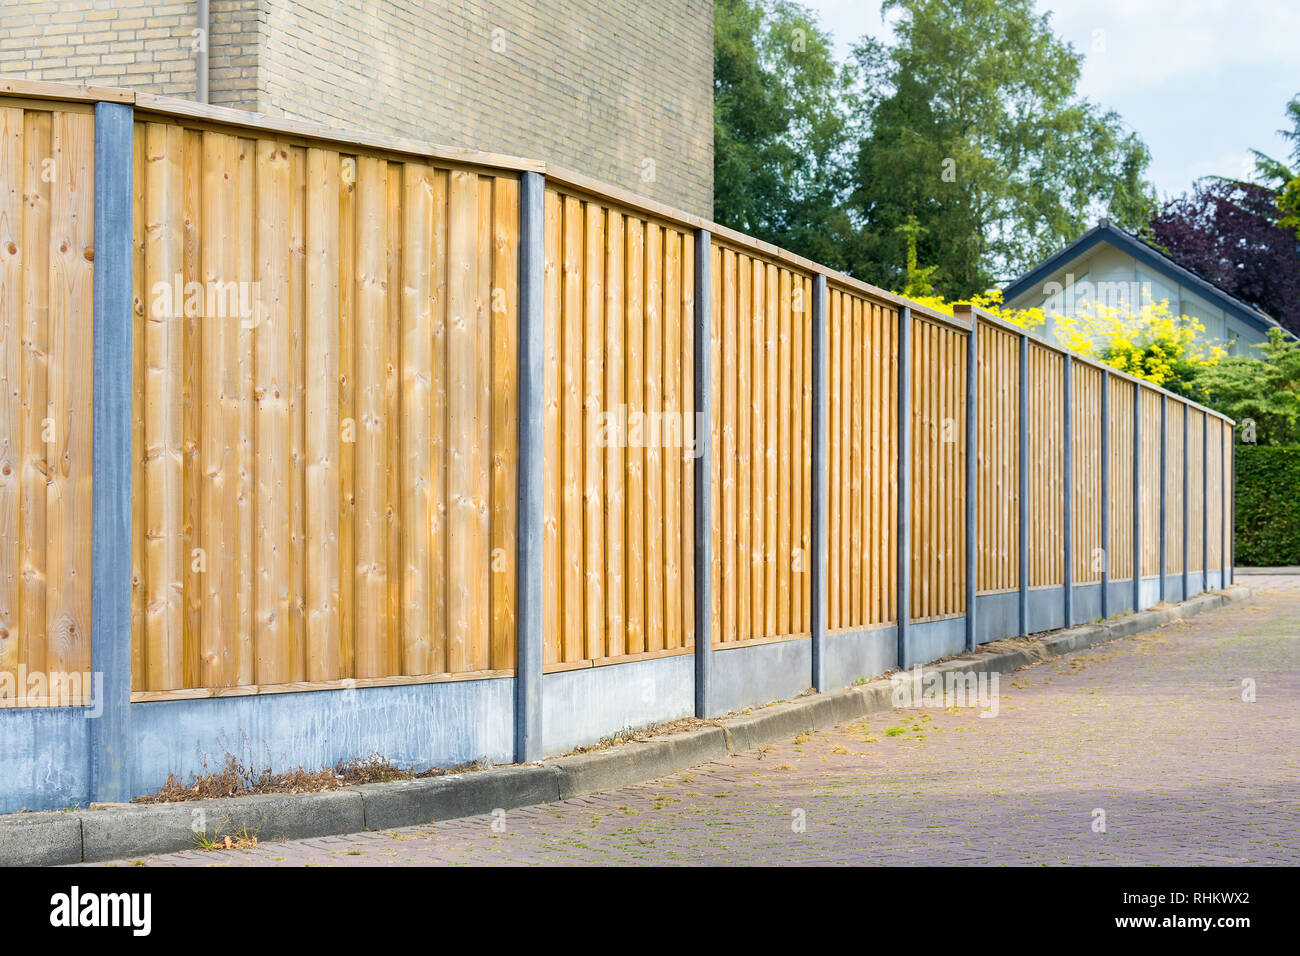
[1234,445,1300,566]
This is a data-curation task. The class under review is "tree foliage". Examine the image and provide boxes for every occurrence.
[713,0,860,270]
[1191,328,1300,446]
[1149,179,1300,336]
[848,0,1155,298]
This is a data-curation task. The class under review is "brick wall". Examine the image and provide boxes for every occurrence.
[0,0,714,215]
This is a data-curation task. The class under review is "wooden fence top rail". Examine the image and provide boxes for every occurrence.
[0,76,1235,425]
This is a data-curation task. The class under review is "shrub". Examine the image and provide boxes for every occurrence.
[1234,445,1300,566]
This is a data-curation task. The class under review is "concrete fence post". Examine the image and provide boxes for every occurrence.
[1182,403,1189,599]
[1202,411,1209,593]
[1100,369,1109,619]
[964,309,978,651]
[1132,381,1141,611]
[1017,333,1028,637]
[1062,354,1073,627]
[1159,394,1167,602]
[693,229,714,715]
[515,170,546,762]
[1221,419,1228,588]
[810,274,829,691]
[897,307,912,666]
[90,101,135,803]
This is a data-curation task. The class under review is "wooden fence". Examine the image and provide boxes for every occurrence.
[0,81,1237,722]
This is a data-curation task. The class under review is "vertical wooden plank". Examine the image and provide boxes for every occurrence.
[303,146,340,681]
[827,290,840,629]
[180,127,202,688]
[385,166,403,675]
[0,107,21,680]
[801,276,813,630]
[400,161,433,675]
[129,123,145,690]
[850,296,863,626]
[776,270,791,634]
[624,215,645,654]
[447,168,487,672]
[663,227,681,650]
[559,194,583,662]
[143,122,185,690]
[541,187,561,665]
[44,110,95,678]
[491,175,518,671]
[604,210,625,658]
[233,137,255,686]
[789,272,804,631]
[583,201,605,659]
[468,174,493,672]
[749,257,764,638]
[286,144,306,682]
[708,241,721,647]
[644,221,663,651]
[720,248,736,643]
[336,152,356,679]
[427,168,448,674]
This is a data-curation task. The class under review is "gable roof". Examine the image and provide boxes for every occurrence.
[1002,219,1282,335]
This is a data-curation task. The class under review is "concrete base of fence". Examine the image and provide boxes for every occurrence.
[1106,578,1137,616]
[1026,586,1067,633]
[908,616,967,668]
[708,637,812,717]
[541,654,695,756]
[1070,582,1103,627]
[975,591,1018,644]
[0,585,1250,865]
[824,626,897,690]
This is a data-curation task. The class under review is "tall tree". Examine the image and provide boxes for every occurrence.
[1251,94,1300,241]
[1149,179,1300,335]
[849,0,1154,298]
[713,0,860,270]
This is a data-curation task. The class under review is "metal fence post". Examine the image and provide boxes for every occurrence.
[515,171,545,762]
[1182,402,1189,599]
[810,274,829,691]
[897,307,912,666]
[1202,411,1209,593]
[1132,381,1141,611]
[1100,369,1109,619]
[90,101,135,803]
[1221,419,1228,588]
[1062,354,1073,627]
[964,310,978,651]
[1017,333,1028,636]
[692,229,714,715]
[1159,394,1167,602]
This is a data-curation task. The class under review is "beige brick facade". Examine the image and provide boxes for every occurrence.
[0,0,714,215]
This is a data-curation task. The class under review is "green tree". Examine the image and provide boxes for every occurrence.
[713,0,860,270]
[1252,95,1300,241]
[849,0,1155,298]
[1191,328,1300,446]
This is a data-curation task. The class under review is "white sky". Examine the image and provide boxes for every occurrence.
[797,0,1300,201]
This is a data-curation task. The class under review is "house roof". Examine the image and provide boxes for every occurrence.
[1002,219,1282,335]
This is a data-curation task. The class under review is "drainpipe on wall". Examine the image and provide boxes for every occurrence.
[196,0,210,103]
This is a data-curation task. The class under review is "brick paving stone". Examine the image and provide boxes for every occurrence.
[91,582,1300,867]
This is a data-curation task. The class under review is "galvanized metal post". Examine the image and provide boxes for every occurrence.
[810,274,829,691]
[964,310,978,651]
[693,229,714,715]
[515,171,545,762]
[1220,418,1228,589]
[1202,410,1209,592]
[1100,369,1110,619]
[1017,333,1029,636]
[897,307,912,666]
[1132,381,1141,611]
[1062,354,1073,627]
[1159,394,1167,602]
[1182,403,1189,599]
[90,101,135,803]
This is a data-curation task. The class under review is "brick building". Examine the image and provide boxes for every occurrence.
[0,0,714,215]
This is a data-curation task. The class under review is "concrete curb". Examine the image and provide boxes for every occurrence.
[0,585,1250,865]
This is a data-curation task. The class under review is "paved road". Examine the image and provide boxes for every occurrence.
[98,581,1300,866]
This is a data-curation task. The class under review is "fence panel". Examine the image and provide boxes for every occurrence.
[910,313,966,620]
[542,186,695,668]
[976,322,1018,593]
[1187,410,1205,572]
[0,101,96,705]
[1223,422,1233,573]
[129,118,519,696]
[1140,387,1161,578]
[1107,376,1135,581]
[710,243,811,645]
[1207,416,1223,569]
[1026,342,1063,588]
[827,284,898,630]
[1165,400,1185,575]
[1071,361,1103,584]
